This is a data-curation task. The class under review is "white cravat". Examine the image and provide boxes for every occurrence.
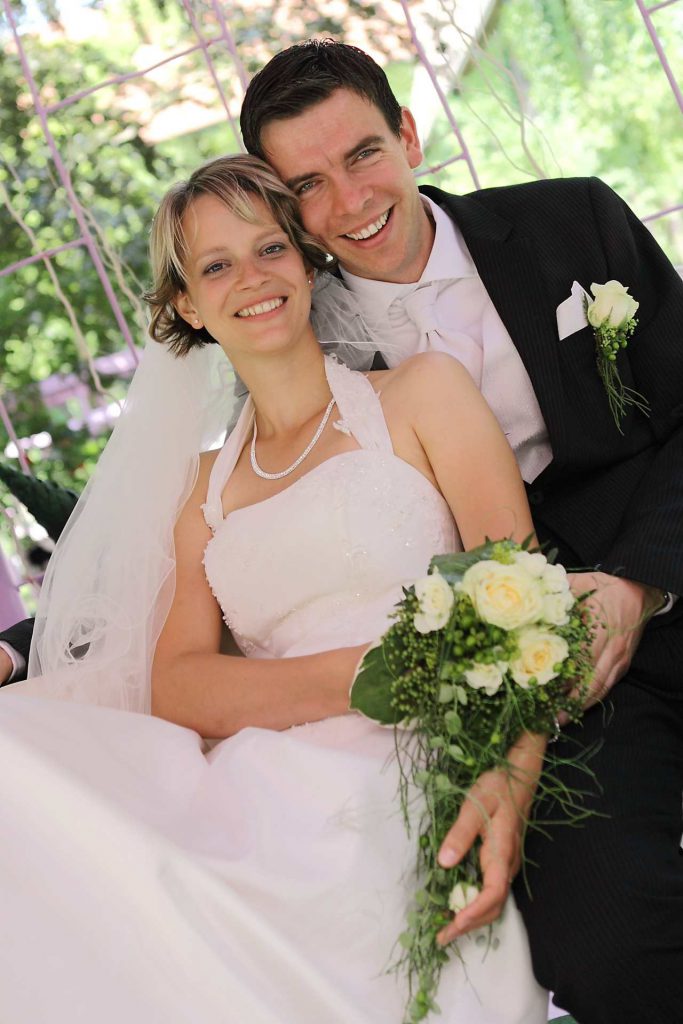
[400,281,483,385]
[340,197,552,483]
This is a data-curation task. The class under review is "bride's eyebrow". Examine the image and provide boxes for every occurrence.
[193,229,287,265]
[285,135,385,190]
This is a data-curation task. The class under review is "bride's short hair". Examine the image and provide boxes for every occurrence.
[145,155,332,356]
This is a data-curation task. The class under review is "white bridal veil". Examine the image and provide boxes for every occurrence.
[27,339,235,711]
[26,275,388,712]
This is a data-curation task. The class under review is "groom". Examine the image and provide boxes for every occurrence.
[238,39,683,1023]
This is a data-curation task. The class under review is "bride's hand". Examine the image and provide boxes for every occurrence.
[435,731,547,944]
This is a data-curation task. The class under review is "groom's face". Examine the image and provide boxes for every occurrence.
[260,88,434,284]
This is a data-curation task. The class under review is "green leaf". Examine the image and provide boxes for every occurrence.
[444,709,462,734]
[437,683,454,703]
[349,643,401,725]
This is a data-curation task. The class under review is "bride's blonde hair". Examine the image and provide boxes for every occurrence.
[145,155,332,356]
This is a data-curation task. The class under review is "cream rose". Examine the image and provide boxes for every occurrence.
[587,280,639,330]
[463,661,507,696]
[542,590,574,627]
[542,562,571,595]
[510,627,569,687]
[460,560,544,630]
[414,572,454,634]
[448,881,480,915]
[512,550,548,578]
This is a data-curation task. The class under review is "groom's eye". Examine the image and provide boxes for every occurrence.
[296,180,317,196]
[355,148,378,162]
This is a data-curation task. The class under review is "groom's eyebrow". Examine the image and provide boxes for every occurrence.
[284,135,385,190]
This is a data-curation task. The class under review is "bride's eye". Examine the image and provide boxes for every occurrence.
[204,261,228,275]
[262,242,287,257]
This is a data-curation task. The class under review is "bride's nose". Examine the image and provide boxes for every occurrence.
[235,255,268,290]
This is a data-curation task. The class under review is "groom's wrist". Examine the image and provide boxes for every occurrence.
[0,642,23,685]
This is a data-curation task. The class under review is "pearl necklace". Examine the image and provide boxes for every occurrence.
[250,397,337,480]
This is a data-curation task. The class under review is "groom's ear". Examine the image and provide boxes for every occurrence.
[399,107,423,171]
[174,292,203,330]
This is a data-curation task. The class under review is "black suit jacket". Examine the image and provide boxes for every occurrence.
[419,176,683,693]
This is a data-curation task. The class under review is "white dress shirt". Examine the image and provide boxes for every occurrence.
[340,196,553,484]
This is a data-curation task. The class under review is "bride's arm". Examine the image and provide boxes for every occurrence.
[392,352,546,936]
[390,351,536,548]
[151,454,364,738]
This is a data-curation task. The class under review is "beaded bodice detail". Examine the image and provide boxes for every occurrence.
[202,356,459,659]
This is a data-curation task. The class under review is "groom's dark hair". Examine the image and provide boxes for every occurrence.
[240,39,403,159]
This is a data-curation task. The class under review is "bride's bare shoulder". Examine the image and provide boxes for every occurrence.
[366,352,472,398]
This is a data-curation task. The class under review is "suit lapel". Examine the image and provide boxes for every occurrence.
[420,186,570,466]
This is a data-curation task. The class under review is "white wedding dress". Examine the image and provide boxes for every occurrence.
[0,357,547,1023]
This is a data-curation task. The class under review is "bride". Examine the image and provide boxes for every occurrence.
[1,156,548,1023]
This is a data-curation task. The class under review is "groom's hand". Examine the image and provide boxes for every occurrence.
[0,647,13,685]
[435,732,546,945]
[559,571,664,721]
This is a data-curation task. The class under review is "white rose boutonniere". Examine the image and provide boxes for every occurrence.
[584,280,649,431]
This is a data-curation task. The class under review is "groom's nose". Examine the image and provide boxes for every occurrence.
[330,173,372,221]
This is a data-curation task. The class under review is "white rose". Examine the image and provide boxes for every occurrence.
[542,562,571,595]
[448,881,480,915]
[463,661,508,696]
[512,550,548,578]
[587,281,639,330]
[542,590,574,627]
[460,560,544,630]
[414,572,454,634]
[510,627,569,688]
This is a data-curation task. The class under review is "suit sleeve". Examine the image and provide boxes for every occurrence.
[0,617,35,682]
[587,177,683,595]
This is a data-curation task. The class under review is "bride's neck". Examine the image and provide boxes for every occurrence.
[235,345,331,437]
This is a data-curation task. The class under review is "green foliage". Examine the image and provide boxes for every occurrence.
[419,0,683,262]
[350,541,595,1021]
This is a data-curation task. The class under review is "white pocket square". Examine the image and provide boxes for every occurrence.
[556,280,591,340]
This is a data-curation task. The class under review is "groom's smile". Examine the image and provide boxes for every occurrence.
[261,88,434,284]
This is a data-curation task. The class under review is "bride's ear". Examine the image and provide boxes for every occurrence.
[174,292,203,330]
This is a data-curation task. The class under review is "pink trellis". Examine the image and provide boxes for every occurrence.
[0,1,681,608]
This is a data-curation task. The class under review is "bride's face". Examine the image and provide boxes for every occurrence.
[175,193,316,358]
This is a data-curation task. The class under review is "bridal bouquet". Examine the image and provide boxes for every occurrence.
[350,540,594,1022]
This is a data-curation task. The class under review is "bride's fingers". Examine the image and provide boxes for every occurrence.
[437,791,487,868]
[436,860,510,945]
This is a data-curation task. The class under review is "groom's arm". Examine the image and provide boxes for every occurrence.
[0,617,35,684]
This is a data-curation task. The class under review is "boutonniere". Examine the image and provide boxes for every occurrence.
[584,280,649,431]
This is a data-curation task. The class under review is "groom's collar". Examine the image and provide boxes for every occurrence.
[339,195,477,308]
